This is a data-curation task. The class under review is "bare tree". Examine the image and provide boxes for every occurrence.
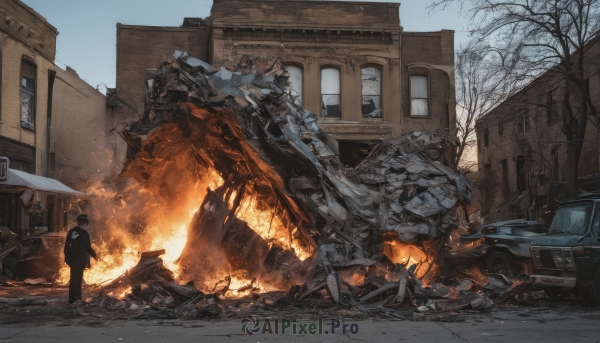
[511,109,555,208]
[454,40,519,169]
[431,0,600,198]
[471,165,501,213]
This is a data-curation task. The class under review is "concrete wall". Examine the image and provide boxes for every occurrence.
[51,66,117,190]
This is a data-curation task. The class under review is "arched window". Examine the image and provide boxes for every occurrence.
[361,67,382,118]
[321,67,340,118]
[284,64,303,106]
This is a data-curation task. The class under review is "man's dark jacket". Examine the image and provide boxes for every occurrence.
[64,226,97,268]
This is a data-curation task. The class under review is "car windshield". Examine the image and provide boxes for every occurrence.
[498,227,513,235]
[551,202,594,235]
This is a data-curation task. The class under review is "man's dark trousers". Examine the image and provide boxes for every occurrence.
[69,265,85,303]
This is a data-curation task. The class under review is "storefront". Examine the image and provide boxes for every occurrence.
[0,159,85,238]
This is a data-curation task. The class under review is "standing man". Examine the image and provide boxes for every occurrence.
[64,214,97,304]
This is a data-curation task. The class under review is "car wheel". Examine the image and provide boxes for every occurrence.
[590,265,600,303]
[486,252,511,275]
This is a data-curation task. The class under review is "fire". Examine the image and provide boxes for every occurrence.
[224,274,278,298]
[55,161,312,298]
[234,194,312,261]
[56,169,224,288]
[381,233,431,278]
[343,272,366,287]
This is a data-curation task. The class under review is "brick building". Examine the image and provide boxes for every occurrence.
[0,0,61,236]
[0,1,115,237]
[475,37,600,223]
[0,0,57,174]
[115,0,456,165]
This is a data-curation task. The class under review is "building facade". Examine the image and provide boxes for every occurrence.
[51,66,117,190]
[115,0,456,165]
[0,0,58,236]
[0,0,57,175]
[475,37,600,222]
[0,1,114,237]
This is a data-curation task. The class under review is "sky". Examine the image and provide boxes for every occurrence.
[21,0,473,90]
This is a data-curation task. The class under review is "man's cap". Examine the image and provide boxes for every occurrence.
[77,214,89,225]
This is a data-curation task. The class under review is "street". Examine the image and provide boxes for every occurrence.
[1,310,600,342]
[1,286,600,343]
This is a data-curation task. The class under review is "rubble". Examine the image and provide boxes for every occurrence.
[0,51,535,318]
[103,51,495,315]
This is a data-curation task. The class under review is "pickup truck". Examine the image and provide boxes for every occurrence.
[529,193,600,301]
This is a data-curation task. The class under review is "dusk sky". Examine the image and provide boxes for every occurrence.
[21,0,472,90]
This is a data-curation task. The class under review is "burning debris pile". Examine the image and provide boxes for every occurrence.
[103,51,483,314]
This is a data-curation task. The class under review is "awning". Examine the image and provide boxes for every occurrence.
[0,169,86,196]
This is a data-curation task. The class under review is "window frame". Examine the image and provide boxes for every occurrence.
[408,67,431,117]
[546,90,557,125]
[360,64,383,119]
[501,158,509,196]
[518,108,531,133]
[584,78,590,99]
[20,58,37,131]
[551,146,560,182]
[483,128,489,147]
[283,62,304,107]
[320,65,342,119]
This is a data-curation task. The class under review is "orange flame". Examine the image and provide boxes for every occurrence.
[56,163,312,297]
[381,233,431,279]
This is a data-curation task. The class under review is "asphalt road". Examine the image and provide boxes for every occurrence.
[1,312,600,343]
[2,286,600,342]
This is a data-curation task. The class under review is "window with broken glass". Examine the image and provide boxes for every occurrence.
[361,67,381,118]
[321,67,341,118]
[145,78,154,103]
[518,109,531,132]
[20,61,36,130]
[284,64,303,106]
[410,75,428,116]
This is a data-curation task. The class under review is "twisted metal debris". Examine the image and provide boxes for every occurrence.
[117,51,473,305]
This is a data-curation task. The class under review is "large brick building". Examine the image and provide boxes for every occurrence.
[475,37,600,223]
[115,0,456,164]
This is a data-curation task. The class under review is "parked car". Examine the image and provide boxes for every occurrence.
[530,193,600,301]
[447,220,549,275]
[0,232,65,281]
